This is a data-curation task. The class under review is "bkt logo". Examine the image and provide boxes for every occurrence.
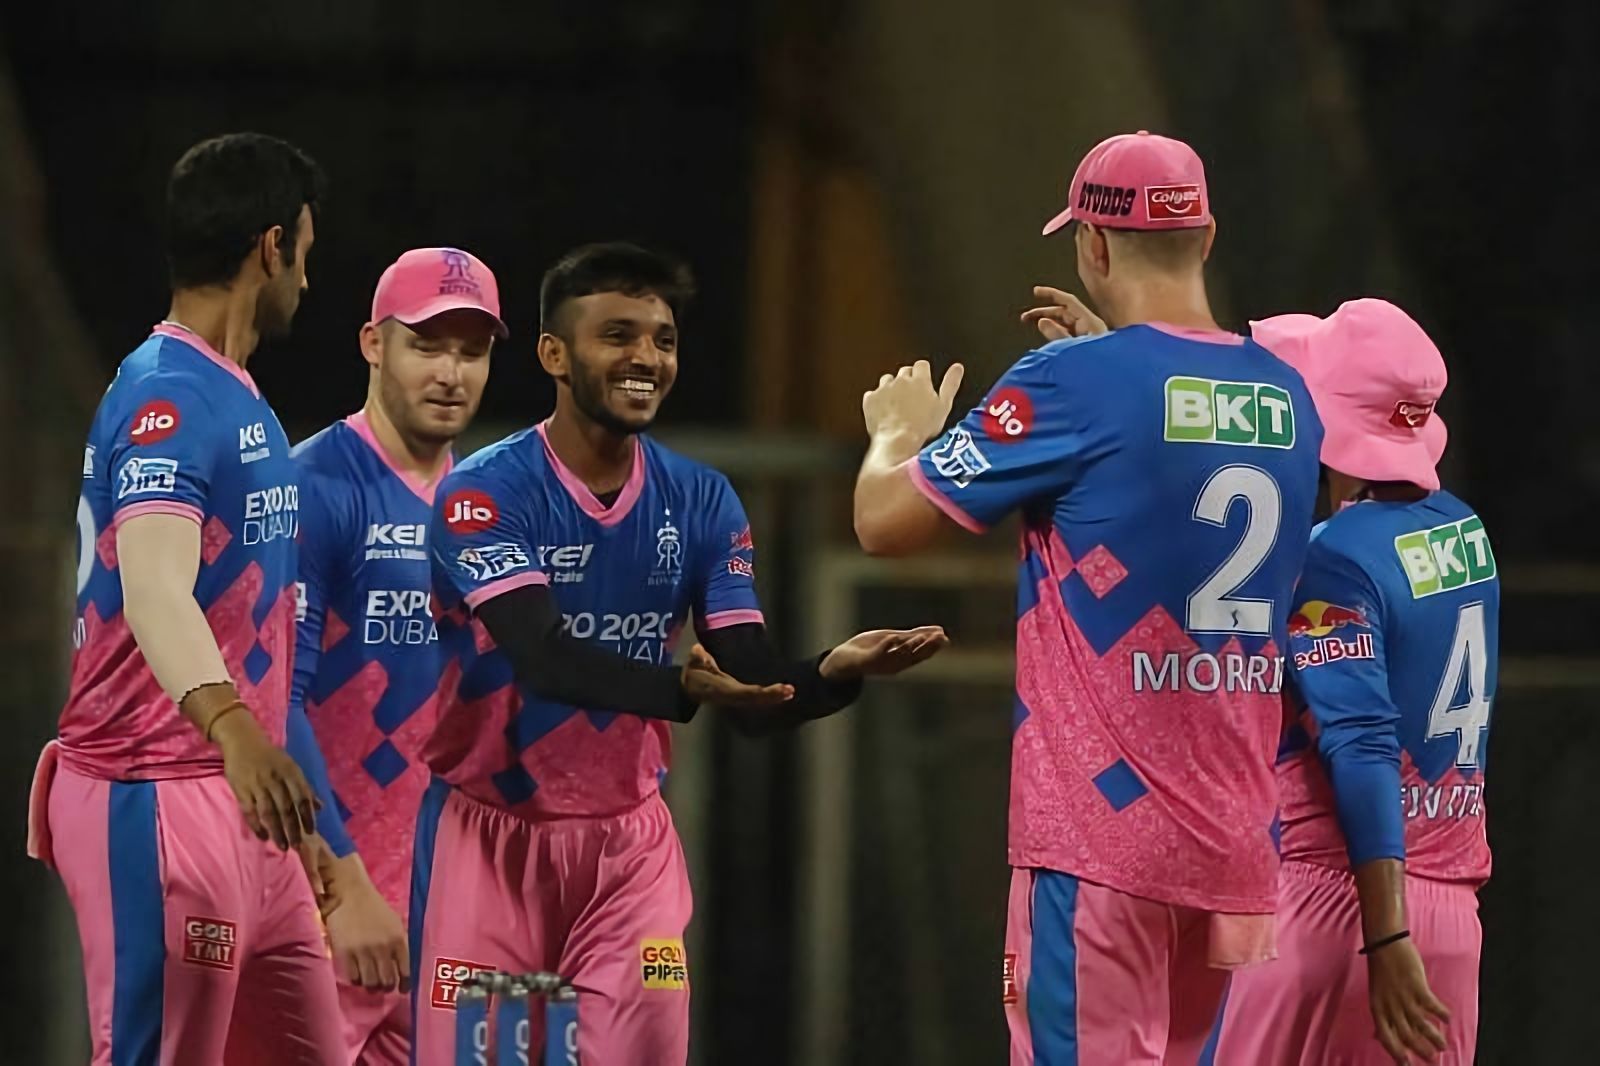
[1164,376,1295,449]
[367,523,426,547]
[430,956,495,1010]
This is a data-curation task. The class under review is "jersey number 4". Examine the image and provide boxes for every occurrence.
[1186,465,1281,636]
[1427,601,1491,768]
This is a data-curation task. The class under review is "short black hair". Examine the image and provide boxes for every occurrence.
[539,242,696,337]
[165,132,326,289]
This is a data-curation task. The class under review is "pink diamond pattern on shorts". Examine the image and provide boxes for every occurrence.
[1077,544,1128,598]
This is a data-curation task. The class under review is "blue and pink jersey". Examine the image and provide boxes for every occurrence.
[1276,492,1499,885]
[425,422,760,819]
[59,324,300,778]
[290,411,451,918]
[911,324,1323,912]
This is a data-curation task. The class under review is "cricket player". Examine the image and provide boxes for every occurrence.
[26,133,346,1064]
[410,242,948,1065]
[1211,299,1497,1065]
[852,131,1326,1065]
[287,247,507,1063]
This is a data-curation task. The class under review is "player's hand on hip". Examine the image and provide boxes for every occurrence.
[682,643,794,708]
[322,855,410,992]
[862,359,964,443]
[819,626,950,681]
[1366,936,1450,1064]
[212,708,320,850]
[1020,286,1108,341]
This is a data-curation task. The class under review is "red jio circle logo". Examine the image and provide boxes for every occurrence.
[444,490,499,533]
[982,387,1033,442]
[129,400,181,444]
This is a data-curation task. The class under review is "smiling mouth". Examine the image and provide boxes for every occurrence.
[614,378,658,398]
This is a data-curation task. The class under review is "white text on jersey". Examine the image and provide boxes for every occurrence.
[365,588,438,645]
[366,522,428,561]
[1131,650,1285,694]
[243,484,299,546]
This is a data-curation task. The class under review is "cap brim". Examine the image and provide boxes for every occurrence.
[1041,206,1075,236]
[1322,414,1447,492]
[392,296,509,339]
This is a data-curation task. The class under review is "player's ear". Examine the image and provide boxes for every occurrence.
[358,322,384,370]
[258,224,284,278]
[536,332,567,377]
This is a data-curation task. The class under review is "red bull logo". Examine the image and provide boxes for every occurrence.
[1286,600,1368,639]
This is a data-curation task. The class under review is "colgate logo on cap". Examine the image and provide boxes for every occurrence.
[1390,400,1435,428]
[1145,184,1203,221]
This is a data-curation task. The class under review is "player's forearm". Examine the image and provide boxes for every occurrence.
[1353,857,1409,944]
[854,434,937,556]
[476,593,698,722]
[1321,728,1406,867]
[285,702,356,857]
[117,516,234,733]
[700,624,861,733]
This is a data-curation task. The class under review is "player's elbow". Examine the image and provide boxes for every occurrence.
[853,509,931,557]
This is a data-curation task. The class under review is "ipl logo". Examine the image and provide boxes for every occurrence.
[651,510,682,586]
[438,248,482,297]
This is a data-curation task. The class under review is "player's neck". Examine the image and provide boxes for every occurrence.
[362,396,452,483]
[166,288,261,368]
[545,403,635,494]
[1104,275,1218,333]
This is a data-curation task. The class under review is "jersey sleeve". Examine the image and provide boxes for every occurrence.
[910,344,1094,532]
[429,467,547,613]
[1290,540,1404,867]
[691,475,764,631]
[286,467,357,856]
[103,373,221,529]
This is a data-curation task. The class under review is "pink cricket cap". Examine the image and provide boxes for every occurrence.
[370,247,508,338]
[1042,130,1212,235]
[1252,298,1448,491]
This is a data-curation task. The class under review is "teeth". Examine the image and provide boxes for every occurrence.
[618,380,656,394]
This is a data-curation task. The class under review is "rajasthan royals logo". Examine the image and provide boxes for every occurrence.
[438,249,482,298]
[651,510,682,587]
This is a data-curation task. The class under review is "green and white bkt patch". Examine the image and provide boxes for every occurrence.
[1394,515,1496,598]
[1164,377,1295,448]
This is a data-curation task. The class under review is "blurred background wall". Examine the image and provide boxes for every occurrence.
[2,2,1596,1063]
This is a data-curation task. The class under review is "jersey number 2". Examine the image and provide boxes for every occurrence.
[1186,465,1282,636]
[1427,601,1491,768]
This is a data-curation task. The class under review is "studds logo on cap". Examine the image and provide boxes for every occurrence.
[1390,400,1436,428]
[640,938,688,990]
[1146,184,1203,222]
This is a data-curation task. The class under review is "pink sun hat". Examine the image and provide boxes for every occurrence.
[370,247,509,338]
[1042,130,1212,235]
[1252,298,1448,491]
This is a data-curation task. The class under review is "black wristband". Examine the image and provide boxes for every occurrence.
[1359,929,1410,955]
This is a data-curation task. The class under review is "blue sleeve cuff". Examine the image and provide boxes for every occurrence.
[1327,755,1405,867]
[285,702,356,858]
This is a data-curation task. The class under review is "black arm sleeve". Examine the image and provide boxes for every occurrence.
[476,585,699,723]
[698,623,863,735]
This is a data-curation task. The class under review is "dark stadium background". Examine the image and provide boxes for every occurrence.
[2,2,1596,1063]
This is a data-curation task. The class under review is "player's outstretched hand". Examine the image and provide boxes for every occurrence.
[1020,286,1108,341]
[321,852,411,993]
[819,626,949,681]
[212,708,320,850]
[862,359,965,443]
[1366,936,1449,1064]
[682,643,794,709]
